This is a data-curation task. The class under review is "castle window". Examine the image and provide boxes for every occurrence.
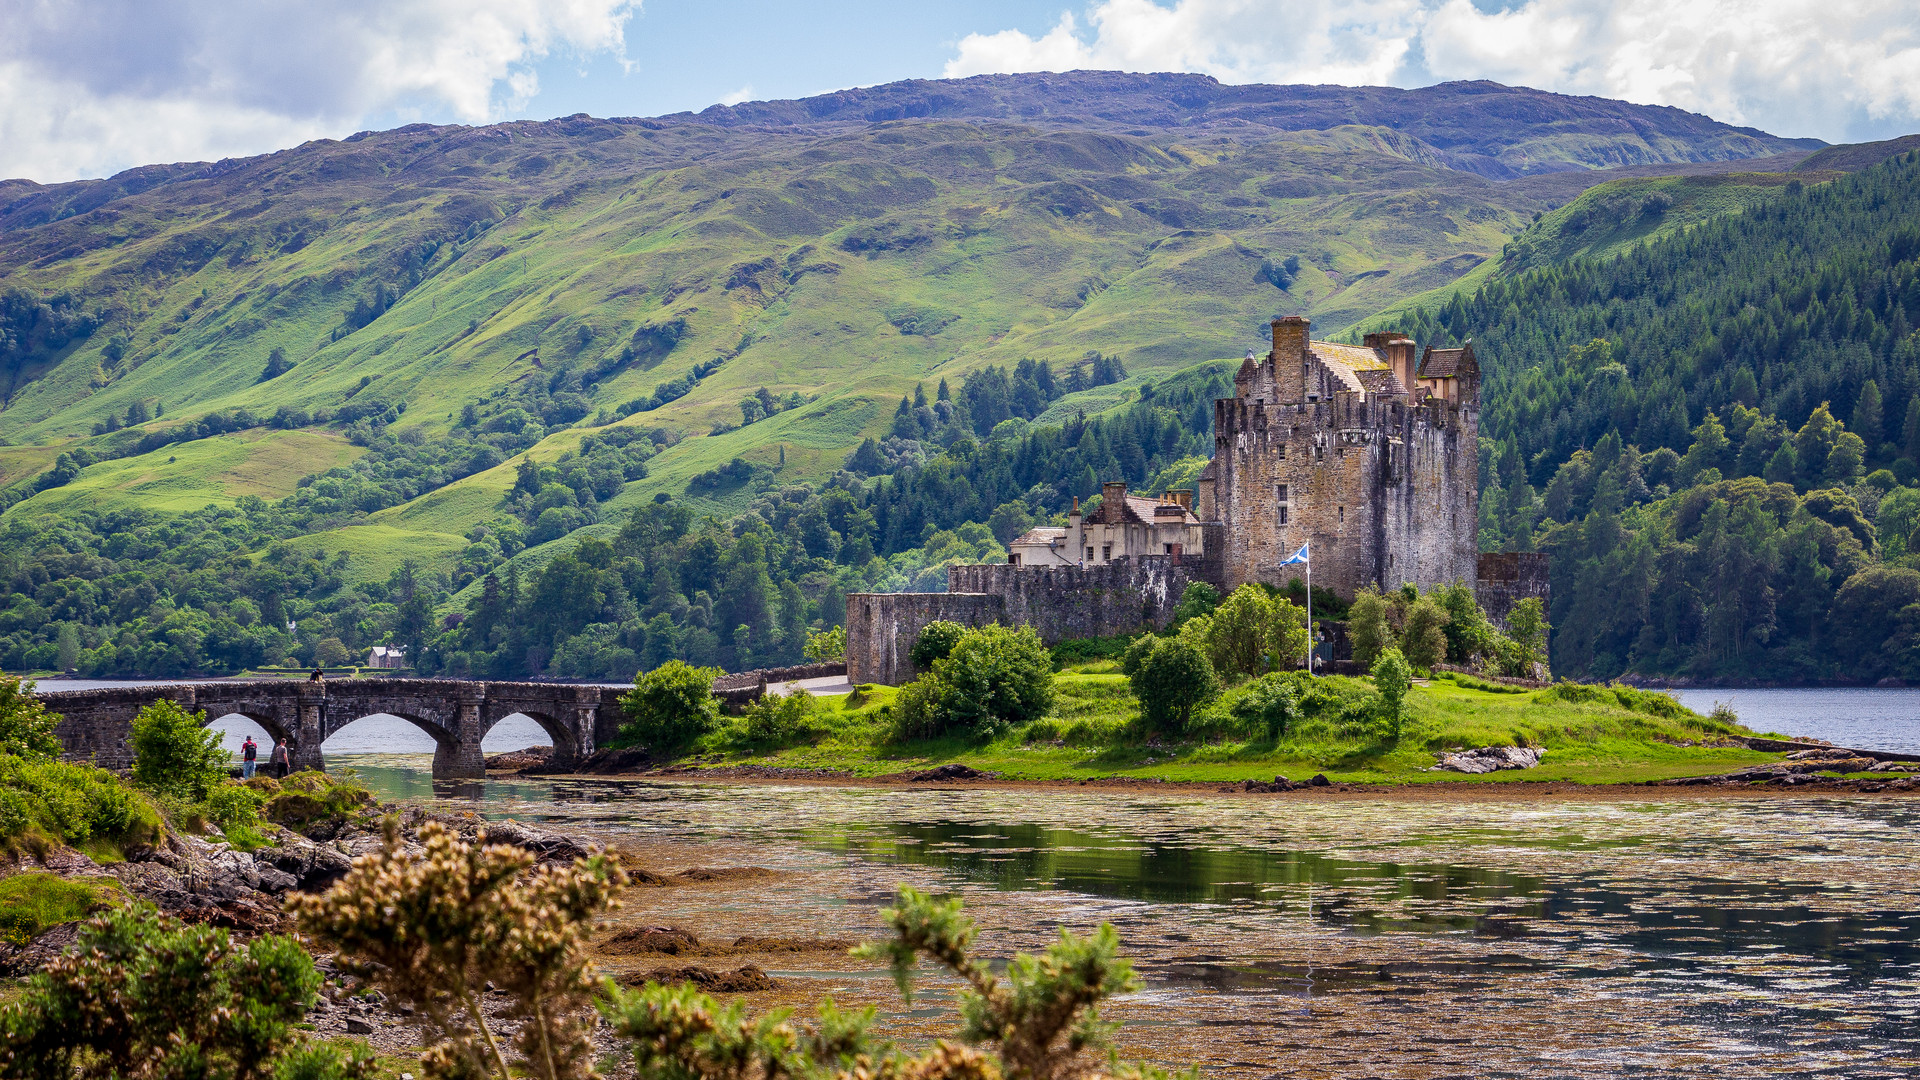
[1164,543,1174,554]
[1277,444,1287,459]
[1010,554,1021,566]
[1338,506,1345,523]
[1086,547,1094,562]
[1278,505,1288,525]
[1102,545,1111,562]
[1276,484,1288,502]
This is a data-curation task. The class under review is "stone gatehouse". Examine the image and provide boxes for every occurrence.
[848,317,1547,684]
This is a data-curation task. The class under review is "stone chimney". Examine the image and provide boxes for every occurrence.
[1101,481,1128,523]
[1366,331,1417,395]
[1272,316,1310,402]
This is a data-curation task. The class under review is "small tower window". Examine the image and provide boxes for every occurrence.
[1276,484,1288,502]
[1338,506,1345,523]
[1278,505,1288,525]
[1277,444,1287,459]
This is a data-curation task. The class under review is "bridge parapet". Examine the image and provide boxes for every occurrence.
[35,679,617,780]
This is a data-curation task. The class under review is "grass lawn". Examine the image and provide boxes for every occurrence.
[674,672,1781,785]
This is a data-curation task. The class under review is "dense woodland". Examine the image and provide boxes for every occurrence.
[1393,150,1920,681]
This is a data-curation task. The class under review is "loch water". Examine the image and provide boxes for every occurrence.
[339,758,1920,1078]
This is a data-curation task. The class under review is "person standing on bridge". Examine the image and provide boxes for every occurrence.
[241,735,257,779]
[270,738,290,778]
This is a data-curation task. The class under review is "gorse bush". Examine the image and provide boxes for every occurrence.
[0,906,369,1080]
[290,821,626,1080]
[607,884,1183,1080]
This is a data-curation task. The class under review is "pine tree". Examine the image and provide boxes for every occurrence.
[1854,379,1885,450]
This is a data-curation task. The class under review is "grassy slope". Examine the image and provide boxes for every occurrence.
[690,674,1781,785]
[0,83,1827,574]
[8,428,362,516]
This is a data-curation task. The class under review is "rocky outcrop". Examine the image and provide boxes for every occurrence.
[1433,746,1543,773]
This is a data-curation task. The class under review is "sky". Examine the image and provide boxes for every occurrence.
[2,0,1918,183]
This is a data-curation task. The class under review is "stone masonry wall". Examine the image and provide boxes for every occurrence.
[1208,392,1478,598]
[1475,552,1551,632]
[845,593,1003,686]
[949,556,1213,642]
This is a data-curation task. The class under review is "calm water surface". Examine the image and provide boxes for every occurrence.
[1674,688,1920,753]
[337,755,1920,1078]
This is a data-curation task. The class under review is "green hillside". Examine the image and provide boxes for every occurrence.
[0,74,1861,679]
[1364,150,1920,683]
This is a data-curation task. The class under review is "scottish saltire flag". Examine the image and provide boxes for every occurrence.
[1280,542,1309,565]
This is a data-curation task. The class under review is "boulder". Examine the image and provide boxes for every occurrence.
[1434,746,1543,773]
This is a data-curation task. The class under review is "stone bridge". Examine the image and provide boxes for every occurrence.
[36,679,627,779]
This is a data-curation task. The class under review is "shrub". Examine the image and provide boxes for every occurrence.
[1430,582,1495,664]
[0,755,150,847]
[742,690,820,744]
[891,675,949,741]
[1230,674,1300,739]
[619,660,722,751]
[264,770,375,828]
[1349,588,1392,670]
[130,698,228,800]
[0,676,60,763]
[1204,584,1309,680]
[1128,636,1219,733]
[0,906,347,1080]
[1401,597,1451,672]
[1048,632,1139,667]
[894,625,1056,740]
[909,620,968,669]
[606,885,1176,1080]
[202,783,269,833]
[934,624,1055,737]
[1508,597,1550,675]
[1371,646,1412,737]
[802,625,847,662]
[290,821,625,1080]
[1171,581,1220,627]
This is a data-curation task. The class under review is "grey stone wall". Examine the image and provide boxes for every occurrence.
[1475,552,1551,632]
[846,593,1002,686]
[845,557,1222,686]
[949,556,1213,642]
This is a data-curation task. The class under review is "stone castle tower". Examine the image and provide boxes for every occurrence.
[1197,316,1481,597]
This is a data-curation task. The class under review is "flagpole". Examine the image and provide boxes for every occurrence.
[1305,543,1313,673]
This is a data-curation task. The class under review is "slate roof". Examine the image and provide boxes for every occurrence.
[1418,343,1478,378]
[1010,526,1068,548]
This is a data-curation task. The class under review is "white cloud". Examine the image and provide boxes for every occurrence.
[945,0,1920,141]
[718,84,756,106]
[0,0,640,182]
